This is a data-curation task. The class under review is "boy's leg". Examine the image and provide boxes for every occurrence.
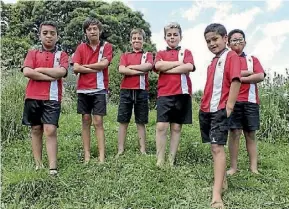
[134,90,149,154]
[31,125,44,168]
[22,99,44,169]
[211,144,226,206]
[244,131,258,173]
[136,124,146,154]
[43,124,58,170]
[210,109,230,207]
[117,90,133,155]
[243,102,260,174]
[82,114,92,162]
[156,96,172,166]
[92,94,107,163]
[169,94,192,165]
[227,102,243,175]
[169,123,182,166]
[227,129,242,175]
[156,122,169,166]
[92,115,105,163]
[117,123,129,155]
[42,100,61,172]
[77,93,93,163]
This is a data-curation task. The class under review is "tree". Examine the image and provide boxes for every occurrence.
[3,0,156,54]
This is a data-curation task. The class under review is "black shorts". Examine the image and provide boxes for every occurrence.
[77,93,106,115]
[199,109,230,145]
[157,94,192,124]
[230,101,260,131]
[22,99,61,127]
[117,89,149,124]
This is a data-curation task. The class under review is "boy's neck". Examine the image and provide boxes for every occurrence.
[132,48,143,53]
[89,40,100,47]
[216,48,227,57]
[42,44,56,52]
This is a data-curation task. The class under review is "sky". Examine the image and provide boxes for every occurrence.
[4,0,289,91]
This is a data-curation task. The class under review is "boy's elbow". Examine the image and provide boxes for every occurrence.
[23,68,32,77]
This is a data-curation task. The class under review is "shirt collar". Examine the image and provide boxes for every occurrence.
[39,45,58,53]
[239,52,246,57]
[166,46,181,51]
[130,49,144,54]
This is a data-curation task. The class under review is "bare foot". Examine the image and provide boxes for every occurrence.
[226,168,237,176]
[115,151,124,158]
[250,169,259,174]
[168,155,175,167]
[156,159,164,167]
[98,156,105,164]
[211,200,225,209]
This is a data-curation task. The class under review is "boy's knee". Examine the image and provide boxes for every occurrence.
[82,114,92,126]
[170,124,182,133]
[93,116,103,129]
[43,125,57,137]
[31,125,43,135]
[156,123,169,133]
[244,131,256,140]
[211,144,224,155]
[230,129,242,139]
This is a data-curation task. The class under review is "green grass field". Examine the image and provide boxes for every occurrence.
[2,104,289,209]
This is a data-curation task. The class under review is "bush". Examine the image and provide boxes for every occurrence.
[1,73,29,144]
[1,37,31,74]
[257,70,289,142]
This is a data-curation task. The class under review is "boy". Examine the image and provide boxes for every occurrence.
[199,23,241,209]
[117,28,153,156]
[227,29,265,175]
[72,17,113,163]
[154,22,195,167]
[22,21,68,175]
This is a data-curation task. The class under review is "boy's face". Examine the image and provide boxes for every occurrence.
[86,24,100,42]
[228,32,246,54]
[205,32,227,55]
[40,25,58,49]
[165,28,182,48]
[130,33,144,51]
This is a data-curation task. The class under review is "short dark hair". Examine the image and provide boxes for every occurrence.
[204,23,227,37]
[83,17,103,33]
[130,28,146,40]
[228,29,246,42]
[164,22,182,37]
[39,21,58,34]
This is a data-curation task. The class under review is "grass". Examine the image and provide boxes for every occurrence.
[1,104,289,209]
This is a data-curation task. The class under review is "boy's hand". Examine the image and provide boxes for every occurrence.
[225,106,234,118]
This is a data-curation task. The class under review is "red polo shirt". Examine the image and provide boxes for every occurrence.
[201,49,241,112]
[154,48,194,97]
[22,48,69,102]
[72,41,113,90]
[238,53,265,104]
[119,51,153,90]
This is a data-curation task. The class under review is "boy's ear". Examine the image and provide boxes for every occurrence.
[224,35,228,43]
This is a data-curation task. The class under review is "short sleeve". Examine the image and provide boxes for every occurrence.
[119,53,127,66]
[103,43,113,63]
[228,52,241,82]
[72,45,82,65]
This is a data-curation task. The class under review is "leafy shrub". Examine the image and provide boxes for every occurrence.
[257,70,289,142]
[1,37,31,73]
[1,73,29,144]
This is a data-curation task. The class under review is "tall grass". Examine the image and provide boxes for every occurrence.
[1,72,28,144]
[257,70,289,143]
